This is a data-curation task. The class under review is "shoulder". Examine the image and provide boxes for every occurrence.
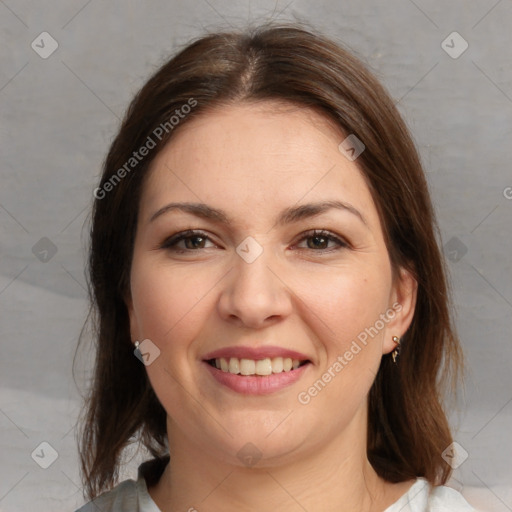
[74,479,139,512]
[428,483,476,511]
[74,456,168,512]
[385,478,476,512]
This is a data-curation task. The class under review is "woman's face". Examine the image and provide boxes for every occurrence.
[128,102,416,467]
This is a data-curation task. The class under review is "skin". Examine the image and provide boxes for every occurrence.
[127,101,418,512]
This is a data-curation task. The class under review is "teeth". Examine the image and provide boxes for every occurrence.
[240,358,255,375]
[228,357,239,374]
[213,357,304,375]
[271,357,283,373]
[255,358,272,375]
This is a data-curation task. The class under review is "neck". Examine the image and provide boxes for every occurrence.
[148,409,407,512]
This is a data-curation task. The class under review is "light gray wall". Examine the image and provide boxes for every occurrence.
[1,1,511,510]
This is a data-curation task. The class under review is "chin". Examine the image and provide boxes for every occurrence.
[198,414,310,468]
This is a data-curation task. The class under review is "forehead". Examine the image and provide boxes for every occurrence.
[140,102,378,228]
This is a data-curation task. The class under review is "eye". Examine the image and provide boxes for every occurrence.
[295,229,348,252]
[159,228,348,254]
[160,230,216,252]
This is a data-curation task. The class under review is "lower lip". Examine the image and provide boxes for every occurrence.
[203,361,311,395]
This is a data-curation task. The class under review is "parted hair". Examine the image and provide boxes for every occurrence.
[76,21,465,501]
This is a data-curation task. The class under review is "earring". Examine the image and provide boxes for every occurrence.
[391,335,401,364]
[133,340,143,362]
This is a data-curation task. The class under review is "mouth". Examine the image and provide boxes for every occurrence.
[201,346,313,394]
[205,356,311,376]
[202,355,312,395]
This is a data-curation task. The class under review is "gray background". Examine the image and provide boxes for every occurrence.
[1,1,511,511]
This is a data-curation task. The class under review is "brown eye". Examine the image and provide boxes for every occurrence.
[160,230,215,252]
[296,230,347,251]
[183,235,207,249]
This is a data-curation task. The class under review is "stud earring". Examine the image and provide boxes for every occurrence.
[391,335,401,364]
[133,340,142,360]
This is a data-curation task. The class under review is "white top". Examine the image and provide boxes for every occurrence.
[75,457,476,512]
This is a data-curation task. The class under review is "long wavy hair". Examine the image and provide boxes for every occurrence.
[75,21,465,501]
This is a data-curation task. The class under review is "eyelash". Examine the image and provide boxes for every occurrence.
[159,229,348,254]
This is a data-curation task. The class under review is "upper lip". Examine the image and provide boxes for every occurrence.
[202,345,311,362]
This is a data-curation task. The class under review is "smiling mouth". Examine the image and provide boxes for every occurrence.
[206,357,310,376]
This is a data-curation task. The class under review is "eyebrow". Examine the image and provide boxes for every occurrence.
[149,200,369,229]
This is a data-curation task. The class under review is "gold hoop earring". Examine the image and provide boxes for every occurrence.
[391,335,401,364]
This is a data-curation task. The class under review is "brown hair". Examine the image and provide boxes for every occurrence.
[76,21,465,501]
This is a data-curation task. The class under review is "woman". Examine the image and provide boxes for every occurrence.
[75,22,475,511]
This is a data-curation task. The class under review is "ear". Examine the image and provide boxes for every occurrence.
[124,290,140,344]
[382,265,418,355]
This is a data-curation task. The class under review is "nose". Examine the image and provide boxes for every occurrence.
[217,245,293,329]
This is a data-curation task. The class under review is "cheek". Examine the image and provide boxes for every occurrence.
[292,269,390,421]
[130,260,221,345]
[292,264,391,346]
